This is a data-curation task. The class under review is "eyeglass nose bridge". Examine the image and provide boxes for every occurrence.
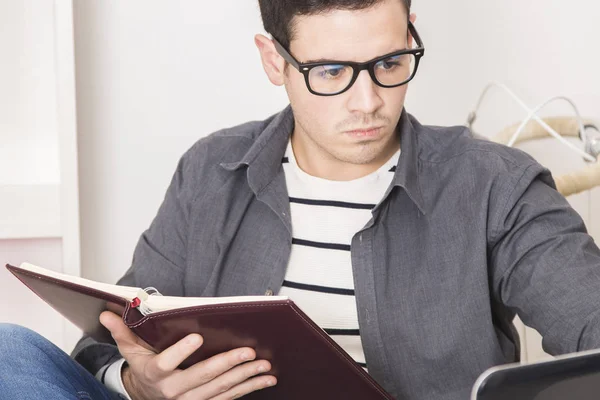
[354,61,386,91]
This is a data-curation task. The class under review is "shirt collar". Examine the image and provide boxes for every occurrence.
[392,110,426,214]
[220,105,426,214]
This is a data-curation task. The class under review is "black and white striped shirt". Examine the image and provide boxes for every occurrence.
[280,140,400,370]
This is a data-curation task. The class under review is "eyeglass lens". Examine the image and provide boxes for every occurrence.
[307,53,416,95]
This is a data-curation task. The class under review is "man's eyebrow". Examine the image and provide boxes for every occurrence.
[302,48,409,65]
[303,57,338,64]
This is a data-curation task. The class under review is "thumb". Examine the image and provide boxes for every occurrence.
[100,311,155,353]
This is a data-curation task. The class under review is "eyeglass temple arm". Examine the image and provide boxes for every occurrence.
[272,38,301,70]
[408,21,424,49]
[272,21,423,68]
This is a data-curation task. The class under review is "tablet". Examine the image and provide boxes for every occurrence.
[472,348,600,400]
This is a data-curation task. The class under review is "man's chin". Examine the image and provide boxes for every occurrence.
[332,145,391,166]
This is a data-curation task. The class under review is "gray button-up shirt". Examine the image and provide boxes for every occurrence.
[73,106,600,399]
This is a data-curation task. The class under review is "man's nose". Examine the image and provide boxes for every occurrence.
[346,70,384,114]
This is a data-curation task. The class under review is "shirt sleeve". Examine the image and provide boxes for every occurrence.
[489,162,600,355]
[96,358,133,400]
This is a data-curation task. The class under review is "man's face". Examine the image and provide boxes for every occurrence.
[284,0,412,171]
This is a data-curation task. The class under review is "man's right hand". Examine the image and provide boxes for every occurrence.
[100,311,277,400]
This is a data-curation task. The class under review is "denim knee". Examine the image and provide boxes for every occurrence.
[0,324,118,399]
[0,323,45,347]
[0,323,39,337]
[0,323,57,364]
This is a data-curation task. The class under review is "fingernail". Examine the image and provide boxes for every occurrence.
[240,351,250,360]
[266,379,276,387]
[257,365,266,373]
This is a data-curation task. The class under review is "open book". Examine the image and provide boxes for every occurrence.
[11,262,289,315]
[6,263,393,400]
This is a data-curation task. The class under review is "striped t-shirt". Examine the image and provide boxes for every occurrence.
[279,140,400,370]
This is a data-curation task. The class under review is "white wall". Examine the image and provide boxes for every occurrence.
[408,0,600,128]
[0,0,59,185]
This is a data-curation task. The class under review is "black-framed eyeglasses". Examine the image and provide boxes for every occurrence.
[272,21,425,96]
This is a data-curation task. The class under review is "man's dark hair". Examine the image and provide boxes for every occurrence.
[258,0,412,50]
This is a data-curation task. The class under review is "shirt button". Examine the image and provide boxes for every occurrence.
[264,289,273,296]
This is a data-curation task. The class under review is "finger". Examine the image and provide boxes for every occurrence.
[146,333,204,379]
[186,359,273,400]
[206,374,277,400]
[168,347,258,394]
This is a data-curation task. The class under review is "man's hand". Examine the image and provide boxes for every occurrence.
[100,311,277,400]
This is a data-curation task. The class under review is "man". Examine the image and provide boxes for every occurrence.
[2,0,600,399]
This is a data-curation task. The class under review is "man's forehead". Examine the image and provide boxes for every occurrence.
[289,1,408,63]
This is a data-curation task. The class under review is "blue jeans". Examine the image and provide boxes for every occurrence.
[0,323,122,400]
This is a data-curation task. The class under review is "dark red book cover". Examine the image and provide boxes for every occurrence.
[6,263,394,399]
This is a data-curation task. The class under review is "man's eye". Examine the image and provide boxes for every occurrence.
[377,57,402,71]
[317,65,347,79]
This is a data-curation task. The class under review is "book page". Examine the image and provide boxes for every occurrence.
[17,262,140,300]
[16,262,288,315]
[146,294,289,313]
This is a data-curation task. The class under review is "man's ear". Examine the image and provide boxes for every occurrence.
[255,34,286,86]
[408,13,417,48]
